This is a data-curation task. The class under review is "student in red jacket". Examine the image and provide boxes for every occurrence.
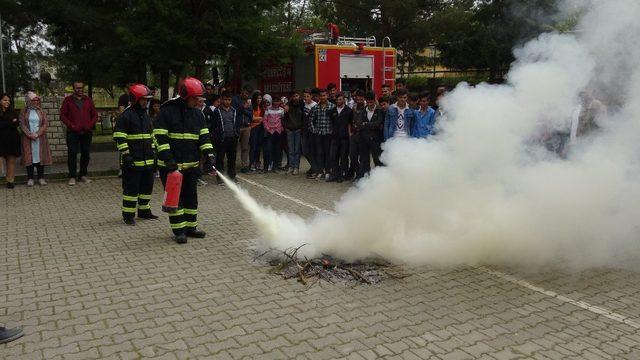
[60,81,99,185]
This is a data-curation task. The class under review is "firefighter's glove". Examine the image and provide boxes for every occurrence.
[165,160,179,172]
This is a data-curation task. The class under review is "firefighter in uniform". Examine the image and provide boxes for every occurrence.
[113,84,158,225]
[153,77,215,244]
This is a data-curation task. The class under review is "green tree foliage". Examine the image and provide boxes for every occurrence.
[3,0,304,100]
[0,0,575,97]
[0,0,52,94]
[430,0,558,77]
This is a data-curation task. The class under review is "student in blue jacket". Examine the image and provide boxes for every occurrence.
[412,91,436,138]
[384,89,415,141]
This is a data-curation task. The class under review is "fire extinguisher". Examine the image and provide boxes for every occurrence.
[162,171,182,213]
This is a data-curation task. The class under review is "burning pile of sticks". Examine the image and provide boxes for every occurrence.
[255,245,408,286]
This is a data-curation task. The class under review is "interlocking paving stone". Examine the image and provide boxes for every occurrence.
[3,170,640,359]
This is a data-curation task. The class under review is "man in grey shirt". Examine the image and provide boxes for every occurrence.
[210,92,241,184]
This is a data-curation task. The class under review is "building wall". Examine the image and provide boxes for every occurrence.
[40,96,67,163]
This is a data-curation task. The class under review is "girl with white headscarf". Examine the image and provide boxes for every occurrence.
[20,91,52,186]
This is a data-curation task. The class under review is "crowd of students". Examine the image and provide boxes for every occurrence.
[0,79,448,188]
[197,79,448,185]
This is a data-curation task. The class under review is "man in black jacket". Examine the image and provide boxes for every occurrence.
[113,84,158,225]
[353,91,385,178]
[210,91,242,184]
[284,91,304,174]
[153,77,215,244]
[348,90,366,180]
[232,86,253,172]
[327,92,352,182]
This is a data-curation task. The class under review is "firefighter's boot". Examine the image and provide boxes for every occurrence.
[185,229,206,238]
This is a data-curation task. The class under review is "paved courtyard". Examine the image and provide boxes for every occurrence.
[2,170,640,359]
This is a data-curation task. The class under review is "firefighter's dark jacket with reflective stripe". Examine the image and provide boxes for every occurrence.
[113,104,156,167]
[153,98,213,170]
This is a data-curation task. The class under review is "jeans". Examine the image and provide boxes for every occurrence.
[312,134,332,175]
[215,136,239,179]
[264,132,282,170]
[67,131,92,178]
[26,163,45,180]
[286,129,302,169]
[302,131,314,171]
[237,126,251,168]
[280,132,288,168]
[249,125,264,167]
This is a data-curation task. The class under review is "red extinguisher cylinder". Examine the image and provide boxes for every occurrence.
[162,171,183,213]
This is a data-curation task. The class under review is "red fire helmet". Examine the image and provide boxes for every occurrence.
[129,83,153,103]
[178,77,206,100]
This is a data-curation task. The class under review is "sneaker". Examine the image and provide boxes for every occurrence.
[38,179,47,186]
[315,173,323,180]
[155,171,160,178]
[324,173,331,180]
[197,178,208,186]
[27,179,34,187]
[292,168,299,175]
[326,177,337,183]
[306,173,315,179]
[79,176,92,183]
[68,178,76,186]
[6,182,14,189]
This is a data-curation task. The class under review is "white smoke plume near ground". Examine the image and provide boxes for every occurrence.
[226,0,640,270]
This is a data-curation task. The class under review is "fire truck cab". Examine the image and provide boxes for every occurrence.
[259,32,397,99]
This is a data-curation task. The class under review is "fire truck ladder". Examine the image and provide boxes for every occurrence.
[337,36,377,47]
[382,36,396,86]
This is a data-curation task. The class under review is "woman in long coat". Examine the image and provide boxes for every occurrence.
[20,91,52,186]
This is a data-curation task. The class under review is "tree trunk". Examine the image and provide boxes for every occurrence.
[232,57,241,93]
[140,63,148,84]
[195,64,205,80]
[297,0,308,27]
[172,71,180,98]
[88,68,93,98]
[8,29,16,96]
[160,68,170,102]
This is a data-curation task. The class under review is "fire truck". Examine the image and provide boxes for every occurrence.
[259,31,397,99]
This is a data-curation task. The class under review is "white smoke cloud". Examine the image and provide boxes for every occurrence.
[228,0,640,270]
